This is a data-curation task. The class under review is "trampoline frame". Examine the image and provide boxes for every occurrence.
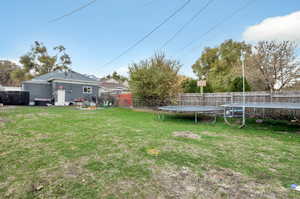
[157,105,224,124]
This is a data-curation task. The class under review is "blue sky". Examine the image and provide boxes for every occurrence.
[1,0,299,78]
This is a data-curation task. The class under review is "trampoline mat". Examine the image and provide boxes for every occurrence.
[158,105,224,112]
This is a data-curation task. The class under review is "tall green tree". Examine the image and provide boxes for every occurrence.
[192,39,252,92]
[19,41,72,77]
[181,79,199,93]
[229,76,251,92]
[129,53,182,106]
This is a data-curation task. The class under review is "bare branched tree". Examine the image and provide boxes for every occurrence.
[248,41,299,91]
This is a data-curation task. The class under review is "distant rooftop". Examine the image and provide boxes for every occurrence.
[99,78,129,89]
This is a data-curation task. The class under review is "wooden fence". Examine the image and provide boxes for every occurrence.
[178,91,300,106]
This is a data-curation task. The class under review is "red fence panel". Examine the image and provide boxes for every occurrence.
[117,93,132,107]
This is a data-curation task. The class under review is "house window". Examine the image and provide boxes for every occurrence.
[83,86,92,94]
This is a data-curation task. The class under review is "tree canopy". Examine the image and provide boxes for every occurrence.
[129,53,182,106]
[181,78,212,93]
[105,71,128,82]
[1,42,73,86]
[192,39,251,92]
[18,41,72,78]
[229,76,251,92]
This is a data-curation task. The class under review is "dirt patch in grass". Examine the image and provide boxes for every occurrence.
[152,166,288,199]
[201,131,223,136]
[100,166,289,199]
[79,111,98,114]
[61,157,91,179]
[0,106,17,110]
[0,117,10,123]
[15,112,60,120]
[2,157,93,198]
[15,113,40,121]
[200,131,239,139]
[102,179,157,199]
[0,117,10,128]
[37,112,61,118]
[36,112,50,117]
[172,131,201,139]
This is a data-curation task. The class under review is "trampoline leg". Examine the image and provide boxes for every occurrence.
[241,106,246,128]
[157,111,164,121]
[224,108,236,127]
[224,108,232,126]
[239,123,246,128]
[195,112,198,123]
[212,113,217,124]
[291,110,298,121]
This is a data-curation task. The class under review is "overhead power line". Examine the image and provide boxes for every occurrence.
[143,0,156,6]
[160,0,214,49]
[102,0,191,67]
[179,0,255,52]
[49,0,97,23]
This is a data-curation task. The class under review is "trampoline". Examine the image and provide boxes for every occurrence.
[222,102,300,127]
[158,105,224,123]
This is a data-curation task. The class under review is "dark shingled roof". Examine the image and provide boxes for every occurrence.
[25,70,98,83]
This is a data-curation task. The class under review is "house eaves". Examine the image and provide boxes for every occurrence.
[51,79,99,86]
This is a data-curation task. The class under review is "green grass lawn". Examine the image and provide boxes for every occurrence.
[0,107,299,199]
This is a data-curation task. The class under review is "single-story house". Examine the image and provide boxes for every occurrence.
[22,70,99,106]
[99,78,129,95]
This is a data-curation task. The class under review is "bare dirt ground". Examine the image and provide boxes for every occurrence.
[102,166,289,199]
[152,167,288,199]
[172,131,201,139]
[0,117,10,128]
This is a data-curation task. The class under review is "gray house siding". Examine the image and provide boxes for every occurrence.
[22,83,52,102]
[52,82,98,103]
[22,70,100,105]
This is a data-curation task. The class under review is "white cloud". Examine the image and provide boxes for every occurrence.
[243,11,300,43]
[116,66,129,77]
[179,67,197,78]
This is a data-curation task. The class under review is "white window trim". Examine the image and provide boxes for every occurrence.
[83,86,93,94]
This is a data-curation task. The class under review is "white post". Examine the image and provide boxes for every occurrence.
[241,51,246,127]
